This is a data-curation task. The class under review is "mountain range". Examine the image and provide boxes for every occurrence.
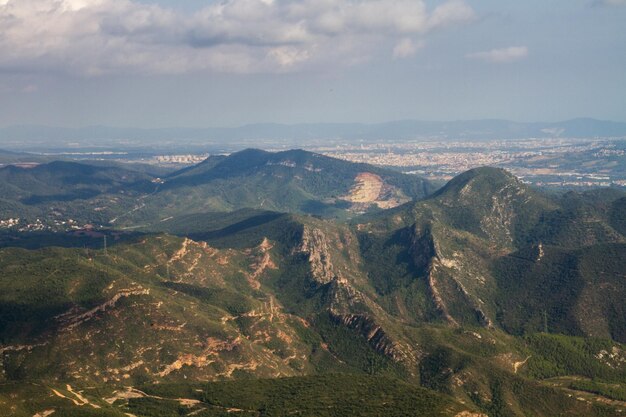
[1,118,626,150]
[0,149,435,229]
[0,150,625,417]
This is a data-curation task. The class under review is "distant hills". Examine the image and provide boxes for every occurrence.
[146,148,435,219]
[1,118,625,150]
[0,149,436,227]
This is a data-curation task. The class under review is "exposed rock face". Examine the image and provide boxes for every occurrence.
[409,225,495,328]
[479,182,527,247]
[329,312,418,365]
[427,262,459,327]
[455,412,489,417]
[410,227,458,325]
[345,173,384,203]
[158,337,240,377]
[0,343,48,355]
[297,226,419,368]
[247,237,277,289]
[341,172,410,211]
[333,313,394,353]
[297,226,366,310]
[56,288,150,331]
[298,226,337,285]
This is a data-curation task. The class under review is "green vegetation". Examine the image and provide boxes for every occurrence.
[523,334,626,381]
[0,149,437,231]
[494,243,626,342]
[141,148,434,221]
[566,379,626,402]
[0,163,625,417]
[136,374,463,417]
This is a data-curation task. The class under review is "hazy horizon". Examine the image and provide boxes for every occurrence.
[2,116,626,131]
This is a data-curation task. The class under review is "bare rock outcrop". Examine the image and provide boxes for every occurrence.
[297,227,336,285]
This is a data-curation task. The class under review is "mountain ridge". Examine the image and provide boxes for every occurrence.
[0,149,436,228]
[1,161,626,416]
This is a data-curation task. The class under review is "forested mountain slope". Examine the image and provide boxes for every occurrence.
[1,165,625,416]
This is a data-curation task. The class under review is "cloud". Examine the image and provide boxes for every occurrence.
[427,0,475,30]
[466,46,529,64]
[392,38,423,59]
[0,0,475,75]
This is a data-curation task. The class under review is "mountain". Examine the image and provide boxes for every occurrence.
[2,210,625,417]
[0,161,156,228]
[0,149,51,165]
[1,164,626,416]
[0,149,436,230]
[0,161,153,200]
[135,148,435,221]
[357,168,626,343]
[1,118,625,151]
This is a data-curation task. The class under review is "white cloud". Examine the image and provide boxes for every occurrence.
[427,0,475,30]
[392,38,423,59]
[466,46,529,64]
[0,0,475,75]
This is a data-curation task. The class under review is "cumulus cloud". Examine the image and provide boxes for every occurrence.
[466,46,529,64]
[0,0,475,75]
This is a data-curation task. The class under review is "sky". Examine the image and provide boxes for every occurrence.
[0,0,624,128]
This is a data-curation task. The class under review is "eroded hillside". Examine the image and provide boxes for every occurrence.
[1,167,626,417]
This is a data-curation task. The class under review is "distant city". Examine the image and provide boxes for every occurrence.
[313,138,626,188]
[1,136,625,189]
[71,137,626,189]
